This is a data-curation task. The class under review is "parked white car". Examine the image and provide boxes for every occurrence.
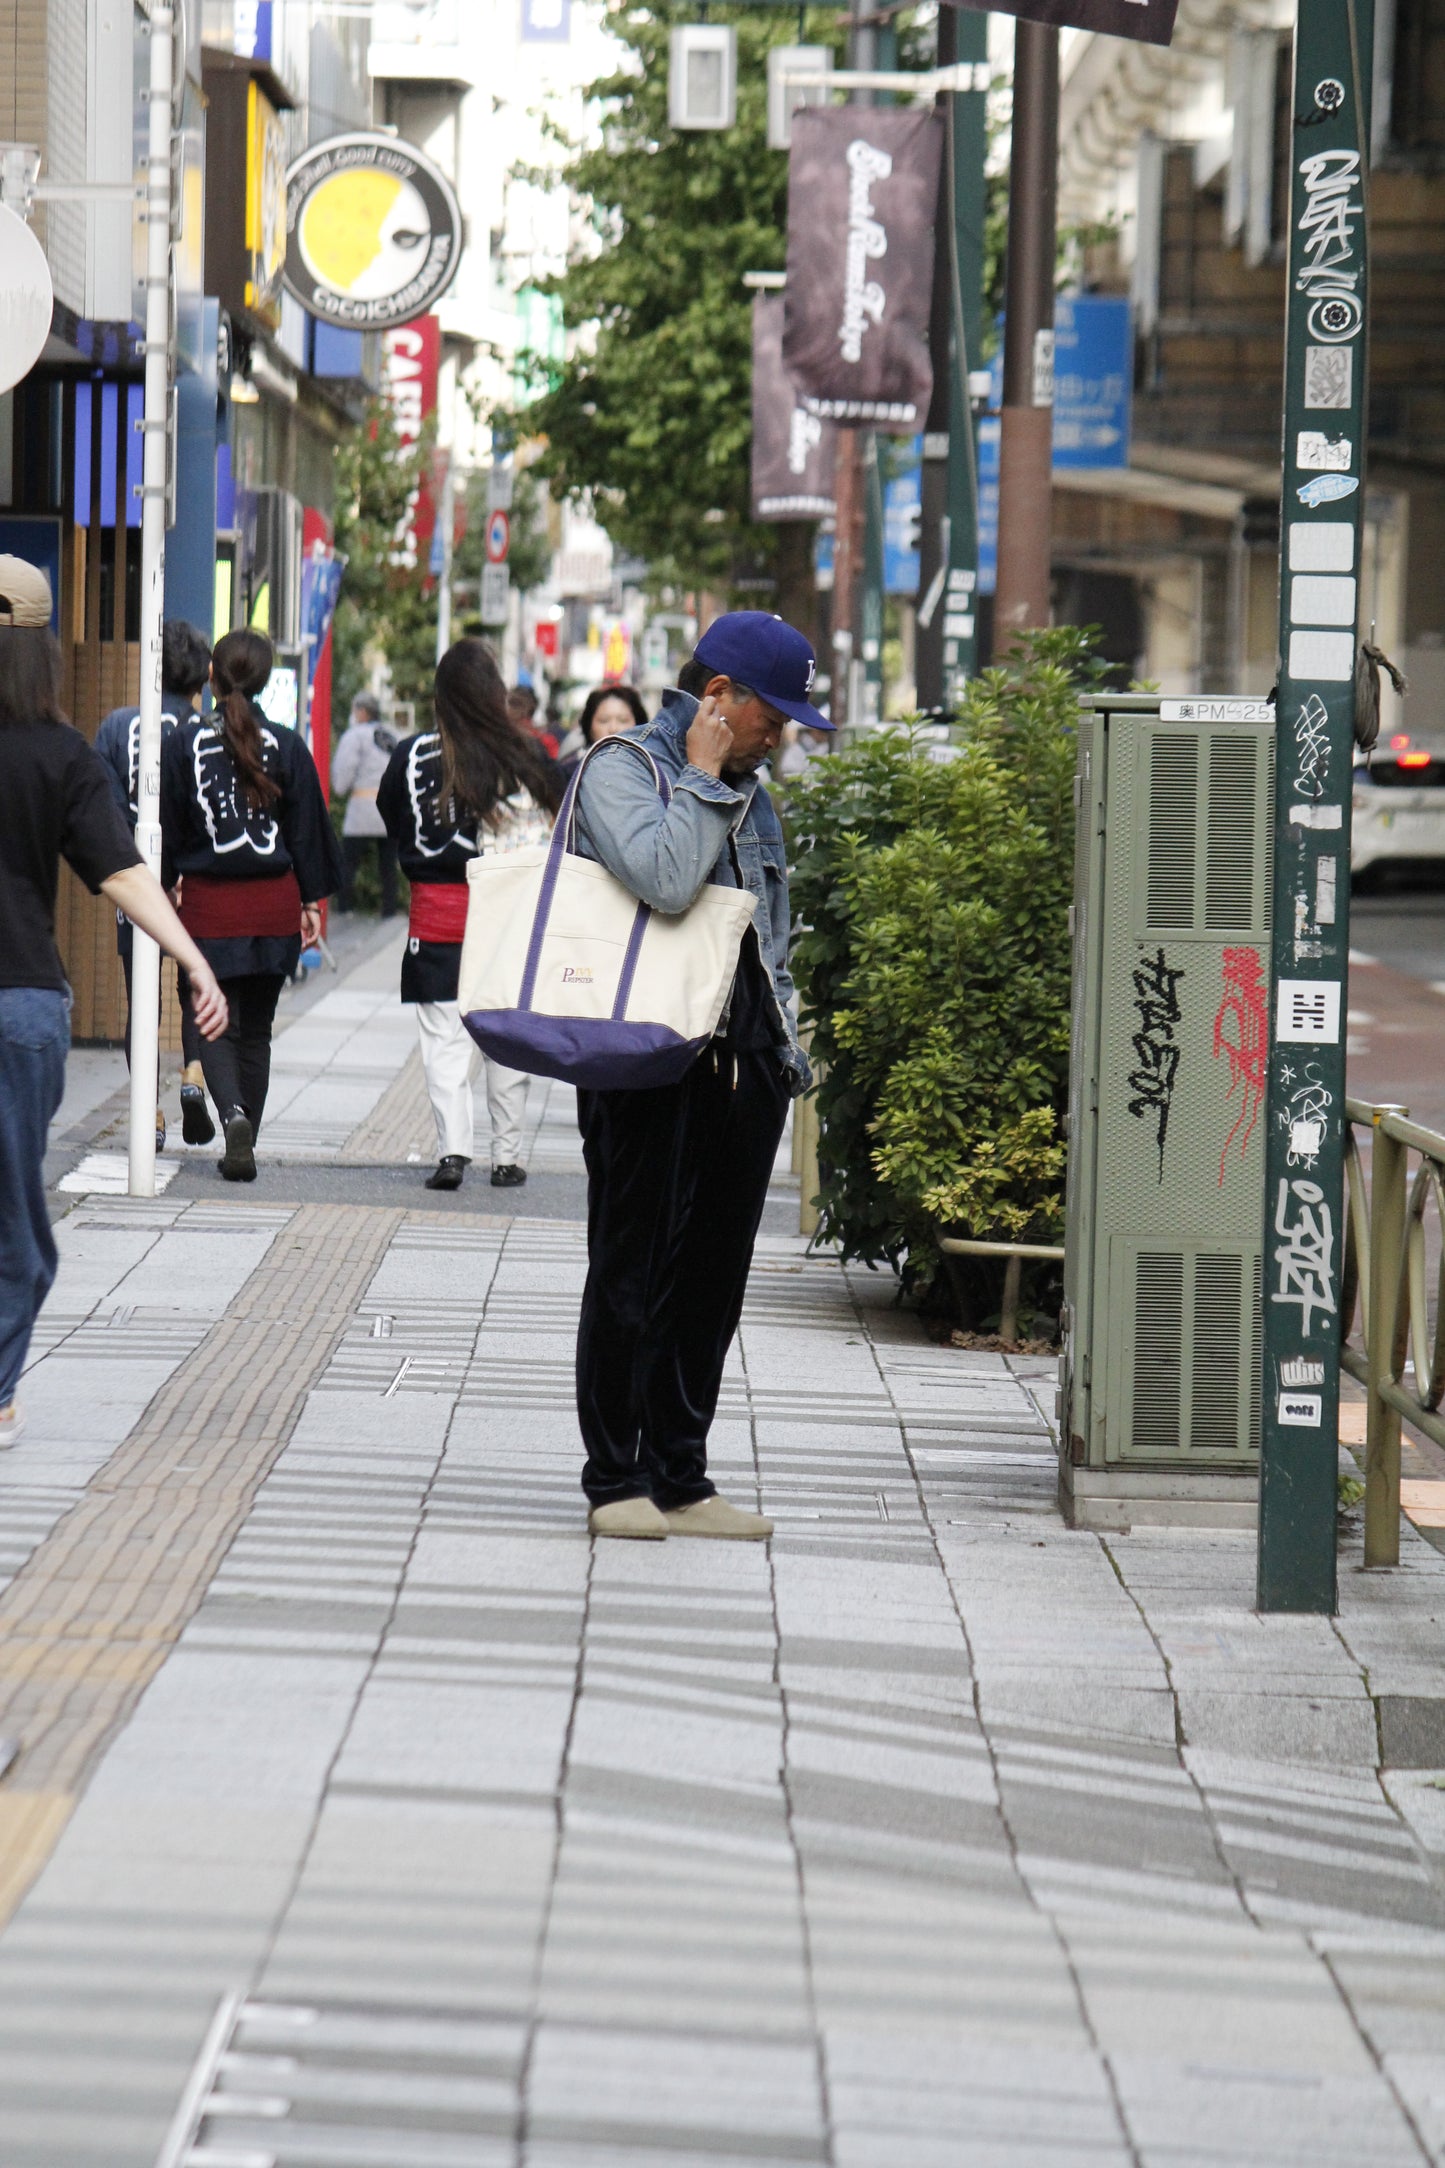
[1352,738,1445,878]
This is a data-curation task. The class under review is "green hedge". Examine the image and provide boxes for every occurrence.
[783,630,1097,1301]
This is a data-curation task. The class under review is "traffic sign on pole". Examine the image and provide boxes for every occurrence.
[485,509,511,564]
[1257,0,1371,1613]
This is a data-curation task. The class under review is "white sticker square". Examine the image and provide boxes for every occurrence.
[1290,1118,1325,1157]
[1288,630,1355,681]
[1278,1390,1324,1427]
[1305,346,1352,409]
[1296,432,1352,471]
[1276,979,1341,1043]
[1281,1358,1325,1388]
[1288,522,1355,572]
[1291,574,1357,625]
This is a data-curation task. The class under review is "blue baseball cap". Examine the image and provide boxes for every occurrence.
[692,611,833,731]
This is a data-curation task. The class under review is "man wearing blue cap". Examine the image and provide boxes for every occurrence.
[572,611,832,1542]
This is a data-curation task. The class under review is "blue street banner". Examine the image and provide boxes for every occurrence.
[1052,295,1131,469]
[883,438,922,595]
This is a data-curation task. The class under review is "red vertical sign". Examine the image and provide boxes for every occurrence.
[383,314,441,568]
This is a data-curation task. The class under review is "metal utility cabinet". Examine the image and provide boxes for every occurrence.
[1060,694,1275,1528]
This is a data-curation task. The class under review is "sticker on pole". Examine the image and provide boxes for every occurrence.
[484,510,511,565]
[0,205,54,398]
[1275,980,1341,1043]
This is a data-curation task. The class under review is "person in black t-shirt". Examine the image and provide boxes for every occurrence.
[0,557,227,1448]
[95,617,214,1147]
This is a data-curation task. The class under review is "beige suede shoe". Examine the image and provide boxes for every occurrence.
[663,1495,773,1541]
[588,1497,669,1540]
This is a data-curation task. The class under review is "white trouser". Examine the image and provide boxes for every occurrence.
[414,1001,530,1165]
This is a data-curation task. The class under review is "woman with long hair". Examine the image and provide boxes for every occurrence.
[378,637,563,1192]
[160,627,344,1182]
[0,556,227,1444]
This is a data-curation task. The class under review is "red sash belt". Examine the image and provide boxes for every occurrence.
[179,870,301,938]
[409,882,469,945]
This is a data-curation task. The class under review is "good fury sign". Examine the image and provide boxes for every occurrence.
[782,108,942,431]
[284,133,463,332]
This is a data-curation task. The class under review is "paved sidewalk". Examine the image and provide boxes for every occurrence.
[2,1163,1445,2163]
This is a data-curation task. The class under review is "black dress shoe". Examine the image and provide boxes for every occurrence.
[425,1156,466,1191]
[180,1082,216,1146]
[219,1110,256,1182]
[490,1164,527,1188]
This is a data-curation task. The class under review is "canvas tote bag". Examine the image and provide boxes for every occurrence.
[458,741,757,1090]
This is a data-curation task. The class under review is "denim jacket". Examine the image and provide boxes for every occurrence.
[572,688,810,1092]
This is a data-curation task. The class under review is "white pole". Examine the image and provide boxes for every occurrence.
[127,0,174,1199]
[434,458,455,665]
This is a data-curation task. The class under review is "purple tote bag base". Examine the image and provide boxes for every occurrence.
[463,1009,708,1092]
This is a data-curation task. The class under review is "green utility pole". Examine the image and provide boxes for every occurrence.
[915,2,987,709]
[862,435,885,713]
[1257,0,1373,1611]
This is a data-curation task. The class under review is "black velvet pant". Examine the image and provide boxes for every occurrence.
[575,1047,790,1509]
[197,973,286,1135]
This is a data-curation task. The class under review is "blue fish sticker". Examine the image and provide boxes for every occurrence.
[1297,473,1359,508]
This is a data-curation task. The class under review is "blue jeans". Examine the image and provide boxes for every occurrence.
[0,988,70,1405]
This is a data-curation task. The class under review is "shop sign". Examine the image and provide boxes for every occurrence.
[0,207,53,396]
[244,80,288,329]
[284,133,463,332]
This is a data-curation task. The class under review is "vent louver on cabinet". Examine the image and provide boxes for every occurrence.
[1131,1251,1184,1455]
[1205,736,1258,930]
[1146,735,1198,928]
[1192,1252,1244,1451]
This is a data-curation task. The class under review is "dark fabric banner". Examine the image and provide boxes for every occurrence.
[944,0,1178,47]
[751,294,838,521]
[782,106,943,432]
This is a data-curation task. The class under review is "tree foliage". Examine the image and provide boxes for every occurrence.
[493,2,842,600]
[783,631,1100,1308]
[331,397,439,725]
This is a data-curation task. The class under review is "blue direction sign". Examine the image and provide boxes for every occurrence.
[1052,295,1131,469]
[883,437,922,595]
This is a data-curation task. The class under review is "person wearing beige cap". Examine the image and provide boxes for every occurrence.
[0,557,229,1448]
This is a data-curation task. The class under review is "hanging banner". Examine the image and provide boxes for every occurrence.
[383,315,441,570]
[943,0,1178,46]
[782,107,943,431]
[751,294,838,520]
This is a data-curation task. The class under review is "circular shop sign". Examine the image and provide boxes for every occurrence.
[283,132,463,332]
[484,510,511,565]
[0,204,54,397]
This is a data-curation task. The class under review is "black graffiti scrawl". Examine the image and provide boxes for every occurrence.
[1127,947,1185,1180]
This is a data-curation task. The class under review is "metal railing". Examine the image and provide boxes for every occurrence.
[1341,1095,1445,1566]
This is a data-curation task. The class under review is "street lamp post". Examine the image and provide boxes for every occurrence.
[993,17,1058,641]
[127,0,176,1199]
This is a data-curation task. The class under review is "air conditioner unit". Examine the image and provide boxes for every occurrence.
[1061,693,1276,1530]
[669,25,738,132]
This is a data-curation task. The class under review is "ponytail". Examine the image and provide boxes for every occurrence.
[211,628,280,809]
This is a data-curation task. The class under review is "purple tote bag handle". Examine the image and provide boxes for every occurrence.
[515,739,672,1019]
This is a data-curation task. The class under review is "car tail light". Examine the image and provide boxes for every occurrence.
[1399,751,1431,769]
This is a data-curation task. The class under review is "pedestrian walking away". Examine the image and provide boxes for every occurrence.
[94,617,216,1148]
[571,611,831,1542]
[378,639,562,1193]
[160,627,343,1184]
[0,557,228,1447]
[332,692,401,916]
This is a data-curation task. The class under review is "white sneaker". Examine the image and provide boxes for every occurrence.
[0,1401,26,1448]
